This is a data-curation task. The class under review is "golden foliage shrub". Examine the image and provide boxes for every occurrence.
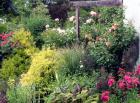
[20,48,58,86]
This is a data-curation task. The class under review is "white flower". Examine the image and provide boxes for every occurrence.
[45,24,50,29]
[69,16,75,22]
[80,65,84,68]
[0,18,6,24]
[55,18,59,22]
[86,18,93,24]
[90,11,97,17]
[52,28,57,31]
[57,28,66,34]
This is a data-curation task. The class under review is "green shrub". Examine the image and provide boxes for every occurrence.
[89,42,115,69]
[0,49,30,80]
[41,28,76,48]
[20,49,58,86]
[7,84,34,103]
[58,46,84,75]
[25,17,47,35]
[22,2,51,48]
[0,24,7,33]
[44,71,99,103]
[24,16,47,48]
[84,7,136,70]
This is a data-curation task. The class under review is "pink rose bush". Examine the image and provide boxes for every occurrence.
[99,65,140,103]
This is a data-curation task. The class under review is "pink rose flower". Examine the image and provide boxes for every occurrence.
[111,23,118,30]
[132,77,140,87]
[108,77,115,87]
[135,65,140,75]
[123,75,132,84]
[118,80,126,90]
[90,11,97,17]
[125,72,132,76]
[126,83,133,89]
[101,91,110,102]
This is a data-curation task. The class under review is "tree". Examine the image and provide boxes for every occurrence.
[0,0,19,16]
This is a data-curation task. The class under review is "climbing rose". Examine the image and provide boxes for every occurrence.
[90,11,97,17]
[108,77,115,87]
[118,80,126,90]
[101,91,110,102]
[111,23,118,30]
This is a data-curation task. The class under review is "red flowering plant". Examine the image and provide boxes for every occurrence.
[98,65,140,103]
[101,91,110,103]
[0,32,17,59]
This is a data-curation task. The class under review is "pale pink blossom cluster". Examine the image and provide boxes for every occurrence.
[69,16,75,22]
[90,11,98,17]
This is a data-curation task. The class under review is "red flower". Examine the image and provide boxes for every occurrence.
[101,91,110,102]
[108,77,115,87]
[123,75,132,84]
[0,40,9,46]
[1,35,7,40]
[0,32,14,40]
[118,80,126,90]
[126,83,133,89]
[125,72,132,76]
[135,65,140,75]
[132,77,140,87]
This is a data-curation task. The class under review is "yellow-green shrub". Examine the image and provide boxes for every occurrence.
[0,49,30,81]
[13,28,34,48]
[13,28,38,55]
[20,48,58,86]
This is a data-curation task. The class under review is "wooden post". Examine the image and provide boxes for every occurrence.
[76,6,80,43]
[70,0,123,43]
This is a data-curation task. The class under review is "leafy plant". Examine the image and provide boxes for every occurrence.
[0,24,7,33]
[0,49,30,81]
[41,28,76,48]
[58,46,85,75]
[7,84,34,103]
[20,48,59,86]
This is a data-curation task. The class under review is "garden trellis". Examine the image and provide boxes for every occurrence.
[70,0,123,42]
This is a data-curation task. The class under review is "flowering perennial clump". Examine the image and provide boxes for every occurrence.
[90,11,98,17]
[0,32,14,47]
[99,65,140,103]
[107,76,115,87]
[101,91,110,102]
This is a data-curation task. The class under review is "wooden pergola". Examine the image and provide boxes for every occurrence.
[70,0,123,42]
